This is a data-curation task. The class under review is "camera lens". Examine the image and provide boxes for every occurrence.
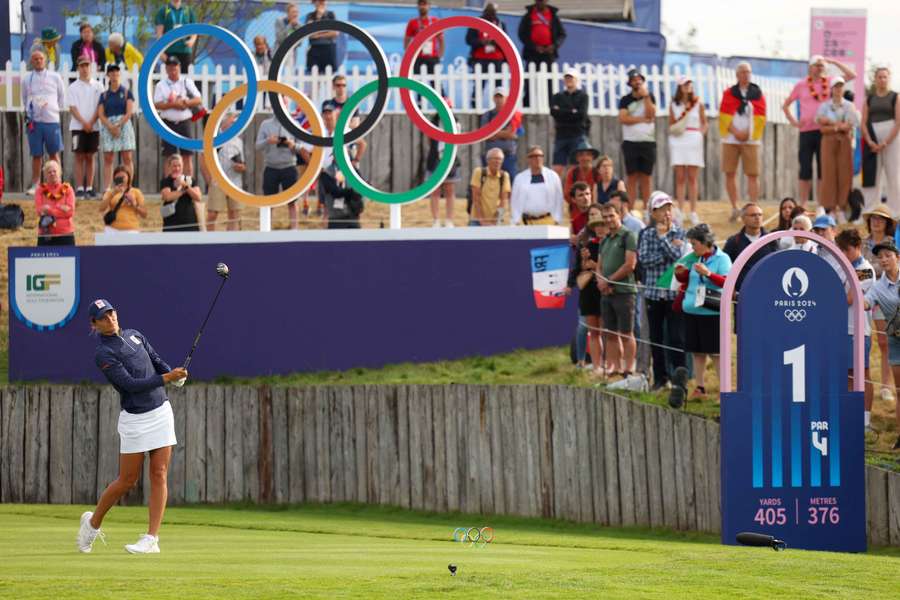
[114,177,125,185]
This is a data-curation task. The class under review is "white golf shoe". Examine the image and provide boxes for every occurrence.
[76,511,105,553]
[125,533,160,554]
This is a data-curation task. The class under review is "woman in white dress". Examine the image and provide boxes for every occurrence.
[668,76,708,226]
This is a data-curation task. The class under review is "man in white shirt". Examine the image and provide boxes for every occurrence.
[21,48,66,195]
[510,145,563,225]
[68,56,104,198]
[153,55,202,178]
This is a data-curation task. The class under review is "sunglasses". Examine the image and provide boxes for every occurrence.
[334,83,346,87]
[528,154,544,158]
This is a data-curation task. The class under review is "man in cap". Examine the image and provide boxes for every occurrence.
[518,0,566,108]
[153,55,202,179]
[550,68,590,177]
[481,88,523,178]
[783,54,856,212]
[511,145,563,225]
[637,191,686,390]
[863,237,900,449]
[67,55,104,198]
[618,68,657,210]
[21,47,66,195]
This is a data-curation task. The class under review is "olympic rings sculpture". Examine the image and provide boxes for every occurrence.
[452,526,495,547]
[136,18,524,208]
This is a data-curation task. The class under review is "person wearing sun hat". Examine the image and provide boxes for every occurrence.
[563,139,599,231]
[861,203,898,404]
[816,76,859,223]
[29,27,62,71]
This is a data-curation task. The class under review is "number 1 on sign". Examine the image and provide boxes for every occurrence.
[784,345,806,403]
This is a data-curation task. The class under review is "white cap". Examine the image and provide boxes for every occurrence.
[108,32,124,46]
[676,75,691,86]
[809,54,825,66]
[563,67,579,79]
[648,191,673,211]
[492,87,508,97]
[831,76,846,87]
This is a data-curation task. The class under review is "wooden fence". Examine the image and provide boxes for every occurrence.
[0,111,798,204]
[2,384,897,546]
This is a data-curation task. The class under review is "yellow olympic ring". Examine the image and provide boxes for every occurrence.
[202,81,324,208]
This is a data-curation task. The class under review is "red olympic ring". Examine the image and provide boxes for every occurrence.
[399,16,523,144]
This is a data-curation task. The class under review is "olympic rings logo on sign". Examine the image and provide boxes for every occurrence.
[452,526,494,547]
[784,309,807,322]
[137,18,524,208]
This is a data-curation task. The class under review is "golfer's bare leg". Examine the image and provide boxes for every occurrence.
[90,452,144,529]
[148,446,172,537]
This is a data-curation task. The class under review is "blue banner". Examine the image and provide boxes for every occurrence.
[721,250,866,552]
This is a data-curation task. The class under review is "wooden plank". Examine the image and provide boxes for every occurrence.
[432,386,448,512]
[588,390,608,525]
[420,386,437,512]
[205,385,226,503]
[315,386,331,503]
[887,469,900,546]
[658,408,679,529]
[48,386,74,504]
[407,386,424,510]
[866,467,890,546]
[287,387,306,503]
[487,386,506,515]
[95,387,120,502]
[512,385,529,515]
[167,387,187,505]
[71,387,99,505]
[241,387,260,502]
[629,401,650,527]
[615,396,636,526]
[706,419,722,533]
[339,387,356,503]
[536,386,555,519]
[443,386,460,512]
[1,114,25,192]
[499,386,517,515]
[574,389,594,523]
[396,386,411,509]
[23,387,49,503]
[454,386,470,513]
[365,386,379,503]
[258,386,276,504]
[466,386,487,515]
[380,386,399,506]
[601,394,621,525]
[1,388,25,502]
[352,386,368,503]
[223,387,244,502]
[553,386,579,521]
[673,413,697,531]
[691,417,710,532]
[135,117,160,192]
[643,406,664,528]
[306,386,322,502]
[328,387,345,503]
[183,385,206,503]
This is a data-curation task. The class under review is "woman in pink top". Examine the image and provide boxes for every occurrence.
[35,159,76,246]
[782,55,856,209]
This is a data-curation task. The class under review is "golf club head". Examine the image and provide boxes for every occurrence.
[216,262,230,279]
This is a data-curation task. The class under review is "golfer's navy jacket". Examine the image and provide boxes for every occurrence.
[95,329,171,414]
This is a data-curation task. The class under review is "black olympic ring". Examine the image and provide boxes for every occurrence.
[784,309,807,322]
[267,20,390,146]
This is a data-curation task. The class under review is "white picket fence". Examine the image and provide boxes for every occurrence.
[0,60,794,123]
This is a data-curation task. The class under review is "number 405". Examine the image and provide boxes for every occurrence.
[753,508,787,525]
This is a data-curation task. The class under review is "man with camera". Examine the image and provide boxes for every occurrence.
[255,111,304,229]
[208,112,244,231]
[153,55,203,179]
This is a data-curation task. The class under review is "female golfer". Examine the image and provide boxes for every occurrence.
[77,299,187,554]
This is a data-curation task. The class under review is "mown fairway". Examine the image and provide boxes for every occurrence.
[0,504,897,599]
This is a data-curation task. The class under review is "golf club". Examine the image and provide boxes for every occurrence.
[174,263,230,385]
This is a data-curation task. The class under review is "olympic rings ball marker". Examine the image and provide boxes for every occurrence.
[334,77,457,205]
[399,16,523,144]
[139,23,258,152]
[202,81,325,208]
[267,20,390,147]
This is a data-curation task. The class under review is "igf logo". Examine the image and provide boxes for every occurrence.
[26,274,61,291]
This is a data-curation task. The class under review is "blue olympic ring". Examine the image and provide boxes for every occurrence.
[138,23,258,152]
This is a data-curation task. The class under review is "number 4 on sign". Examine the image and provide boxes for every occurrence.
[784,345,806,403]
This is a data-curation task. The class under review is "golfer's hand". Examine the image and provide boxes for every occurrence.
[163,368,188,383]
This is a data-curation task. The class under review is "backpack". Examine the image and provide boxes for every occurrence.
[0,204,25,229]
[466,167,508,216]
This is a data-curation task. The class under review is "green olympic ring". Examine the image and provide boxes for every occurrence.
[333,77,457,205]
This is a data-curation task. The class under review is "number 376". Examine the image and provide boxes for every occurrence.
[808,506,840,525]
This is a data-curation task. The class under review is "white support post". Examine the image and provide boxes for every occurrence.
[390,205,402,229]
[259,207,271,232]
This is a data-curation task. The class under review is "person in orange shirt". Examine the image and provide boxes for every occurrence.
[100,165,147,234]
[34,160,75,246]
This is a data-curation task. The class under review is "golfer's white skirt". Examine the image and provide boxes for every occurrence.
[118,401,177,454]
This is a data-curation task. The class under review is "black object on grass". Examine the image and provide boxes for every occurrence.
[448,564,457,576]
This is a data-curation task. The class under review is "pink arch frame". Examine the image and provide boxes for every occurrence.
[718,230,866,394]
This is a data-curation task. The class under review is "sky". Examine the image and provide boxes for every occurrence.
[661,0,898,72]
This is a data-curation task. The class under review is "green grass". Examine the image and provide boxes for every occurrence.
[0,504,896,599]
